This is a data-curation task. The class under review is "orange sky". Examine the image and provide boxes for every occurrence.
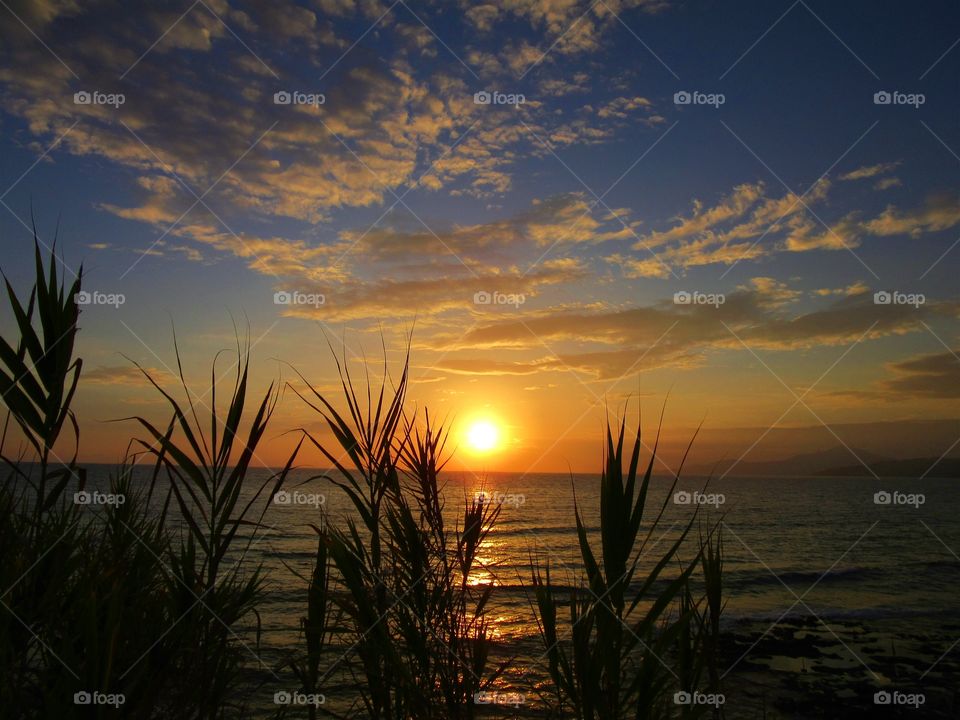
[1,0,959,474]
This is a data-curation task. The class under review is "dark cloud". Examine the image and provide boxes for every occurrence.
[427,289,960,379]
[884,351,960,398]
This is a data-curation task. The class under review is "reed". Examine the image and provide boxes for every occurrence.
[1,241,725,718]
[0,231,88,716]
[530,414,725,720]
[289,349,509,718]
[128,337,301,718]
[0,239,297,718]
[0,227,83,528]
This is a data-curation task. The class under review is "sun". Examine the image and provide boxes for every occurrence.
[465,419,501,453]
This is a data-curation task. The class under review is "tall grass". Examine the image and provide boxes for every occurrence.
[530,417,724,719]
[287,351,510,718]
[0,233,87,716]
[0,238,297,718]
[128,339,301,717]
[1,240,726,718]
[0,231,83,527]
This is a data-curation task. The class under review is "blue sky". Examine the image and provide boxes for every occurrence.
[1,0,958,469]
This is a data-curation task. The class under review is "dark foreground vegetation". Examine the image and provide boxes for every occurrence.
[0,237,725,718]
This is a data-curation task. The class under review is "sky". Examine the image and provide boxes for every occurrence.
[0,0,958,473]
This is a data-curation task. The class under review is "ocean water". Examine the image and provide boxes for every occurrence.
[79,467,960,717]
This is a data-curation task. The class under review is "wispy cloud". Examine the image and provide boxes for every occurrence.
[839,161,901,181]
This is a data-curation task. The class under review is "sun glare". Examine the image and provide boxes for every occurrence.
[465,419,500,453]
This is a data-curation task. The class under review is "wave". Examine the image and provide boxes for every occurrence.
[725,604,956,624]
[724,565,873,588]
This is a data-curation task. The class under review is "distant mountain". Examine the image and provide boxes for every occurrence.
[696,446,891,478]
[816,457,960,479]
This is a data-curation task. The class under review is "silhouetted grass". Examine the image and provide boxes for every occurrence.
[530,417,725,719]
[0,241,725,718]
[0,238,298,718]
[286,350,510,718]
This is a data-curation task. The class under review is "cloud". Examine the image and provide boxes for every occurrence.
[874,177,902,191]
[464,4,501,32]
[82,365,171,385]
[277,257,589,322]
[1,0,676,230]
[824,347,960,404]
[882,350,960,398]
[0,1,519,221]
[460,0,669,63]
[617,181,836,275]
[783,213,861,252]
[637,182,767,248]
[428,287,960,379]
[99,176,184,225]
[537,72,591,96]
[431,357,547,376]
[614,177,960,276]
[813,281,870,297]
[103,189,628,322]
[334,193,625,266]
[839,161,901,181]
[862,193,960,238]
[742,277,802,306]
[596,96,654,120]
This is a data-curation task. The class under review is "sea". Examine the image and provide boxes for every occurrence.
[76,467,960,718]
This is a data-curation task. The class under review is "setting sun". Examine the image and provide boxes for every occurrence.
[465,419,501,453]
